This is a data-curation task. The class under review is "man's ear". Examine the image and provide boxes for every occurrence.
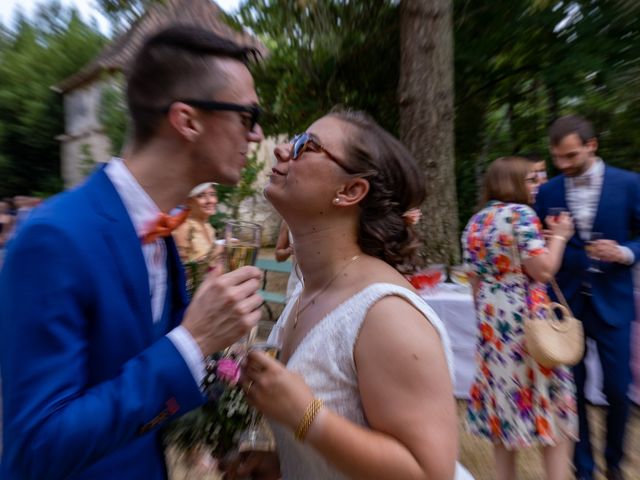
[167,102,203,142]
[334,177,370,207]
[586,137,598,155]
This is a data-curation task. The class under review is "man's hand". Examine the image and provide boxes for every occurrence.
[181,265,263,356]
[589,239,627,264]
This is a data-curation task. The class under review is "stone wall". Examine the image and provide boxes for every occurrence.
[59,79,114,188]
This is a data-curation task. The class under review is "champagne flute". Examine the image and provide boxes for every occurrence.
[222,219,263,357]
[224,220,262,272]
[238,321,282,453]
[586,231,603,273]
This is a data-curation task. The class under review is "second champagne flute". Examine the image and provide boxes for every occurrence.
[586,231,603,273]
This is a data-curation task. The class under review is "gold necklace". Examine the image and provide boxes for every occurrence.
[293,255,360,329]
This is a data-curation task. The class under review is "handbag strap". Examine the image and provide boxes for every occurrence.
[508,205,575,318]
[548,277,575,318]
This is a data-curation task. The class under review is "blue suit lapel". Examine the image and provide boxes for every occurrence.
[85,167,154,332]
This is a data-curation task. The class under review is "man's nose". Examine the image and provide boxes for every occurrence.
[248,124,265,143]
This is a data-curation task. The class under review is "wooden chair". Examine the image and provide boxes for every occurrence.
[255,258,293,321]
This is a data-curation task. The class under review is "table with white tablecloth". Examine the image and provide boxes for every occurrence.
[420,283,606,405]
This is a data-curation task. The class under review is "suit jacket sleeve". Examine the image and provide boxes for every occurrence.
[0,222,205,478]
[622,172,640,262]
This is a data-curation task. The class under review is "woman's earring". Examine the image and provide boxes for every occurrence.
[333,198,340,205]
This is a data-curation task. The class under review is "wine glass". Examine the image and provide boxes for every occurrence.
[586,231,603,273]
[548,207,568,222]
[224,220,262,272]
[222,220,263,361]
[450,264,471,290]
[238,321,282,453]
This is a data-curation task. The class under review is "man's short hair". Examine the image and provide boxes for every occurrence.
[548,114,596,146]
[126,25,258,143]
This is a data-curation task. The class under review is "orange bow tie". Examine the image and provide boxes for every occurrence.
[141,207,190,244]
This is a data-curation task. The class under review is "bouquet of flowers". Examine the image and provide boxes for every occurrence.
[163,346,253,467]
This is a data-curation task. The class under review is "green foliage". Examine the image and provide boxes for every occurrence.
[0,2,106,197]
[238,0,401,137]
[79,143,96,177]
[236,0,640,234]
[215,150,266,221]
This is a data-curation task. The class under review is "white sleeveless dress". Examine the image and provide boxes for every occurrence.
[269,282,474,480]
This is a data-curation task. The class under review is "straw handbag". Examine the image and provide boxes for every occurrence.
[524,277,584,368]
[510,217,584,368]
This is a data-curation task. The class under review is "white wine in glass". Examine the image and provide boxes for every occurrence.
[223,220,261,272]
[238,321,282,453]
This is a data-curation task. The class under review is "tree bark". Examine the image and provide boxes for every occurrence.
[398,0,458,264]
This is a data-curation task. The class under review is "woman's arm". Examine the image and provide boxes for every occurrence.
[244,296,458,480]
[522,212,573,283]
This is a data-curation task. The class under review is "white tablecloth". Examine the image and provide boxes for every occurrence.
[420,283,606,405]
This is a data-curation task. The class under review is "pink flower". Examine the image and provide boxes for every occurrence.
[402,208,422,226]
[216,358,240,385]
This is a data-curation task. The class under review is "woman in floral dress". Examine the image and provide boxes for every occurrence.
[462,156,578,480]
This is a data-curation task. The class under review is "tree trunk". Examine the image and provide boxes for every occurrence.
[398,0,458,264]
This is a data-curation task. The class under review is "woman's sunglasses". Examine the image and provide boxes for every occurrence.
[290,132,356,173]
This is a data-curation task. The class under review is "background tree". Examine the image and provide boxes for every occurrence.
[399,0,457,263]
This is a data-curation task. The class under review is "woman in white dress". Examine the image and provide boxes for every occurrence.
[231,110,470,479]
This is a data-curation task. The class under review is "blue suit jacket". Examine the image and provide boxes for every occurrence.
[535,165,640,327]
[0,168,206,479]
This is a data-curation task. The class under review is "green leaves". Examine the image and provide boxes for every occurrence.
[0,5,106,197]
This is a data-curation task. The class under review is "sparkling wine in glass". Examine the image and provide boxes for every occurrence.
[224,220,262,272]
[586,231,603,273]
[238,321,283,453]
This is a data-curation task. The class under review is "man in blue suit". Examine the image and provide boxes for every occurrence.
[0,26,265,479]
[535,115,640,480]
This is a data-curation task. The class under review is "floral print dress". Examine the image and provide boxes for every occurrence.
[462,201,578,449]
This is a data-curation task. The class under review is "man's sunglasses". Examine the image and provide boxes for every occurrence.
[165,99,261,132]
[291,132,356,174]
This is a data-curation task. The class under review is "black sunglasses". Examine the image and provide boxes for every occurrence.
[291,132,356,174]
[165,100,262,132]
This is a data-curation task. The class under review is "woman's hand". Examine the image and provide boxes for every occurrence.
[242,350,315,430]
[545,211,574,241]
[222,451,280,480]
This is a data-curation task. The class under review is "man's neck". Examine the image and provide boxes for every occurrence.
[124,141,192,213]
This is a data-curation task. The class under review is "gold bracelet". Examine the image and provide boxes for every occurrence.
[551,235,567,242]
[294,398,324,442]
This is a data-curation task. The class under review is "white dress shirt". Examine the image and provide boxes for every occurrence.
[565,157,634,264]
[105,158,205,385]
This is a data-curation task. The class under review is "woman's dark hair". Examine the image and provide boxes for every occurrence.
[481,156,531,206]
[126,25,258,144]
[328,109,426,272]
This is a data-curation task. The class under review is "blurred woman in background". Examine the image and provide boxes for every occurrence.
[462,156,577,480]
